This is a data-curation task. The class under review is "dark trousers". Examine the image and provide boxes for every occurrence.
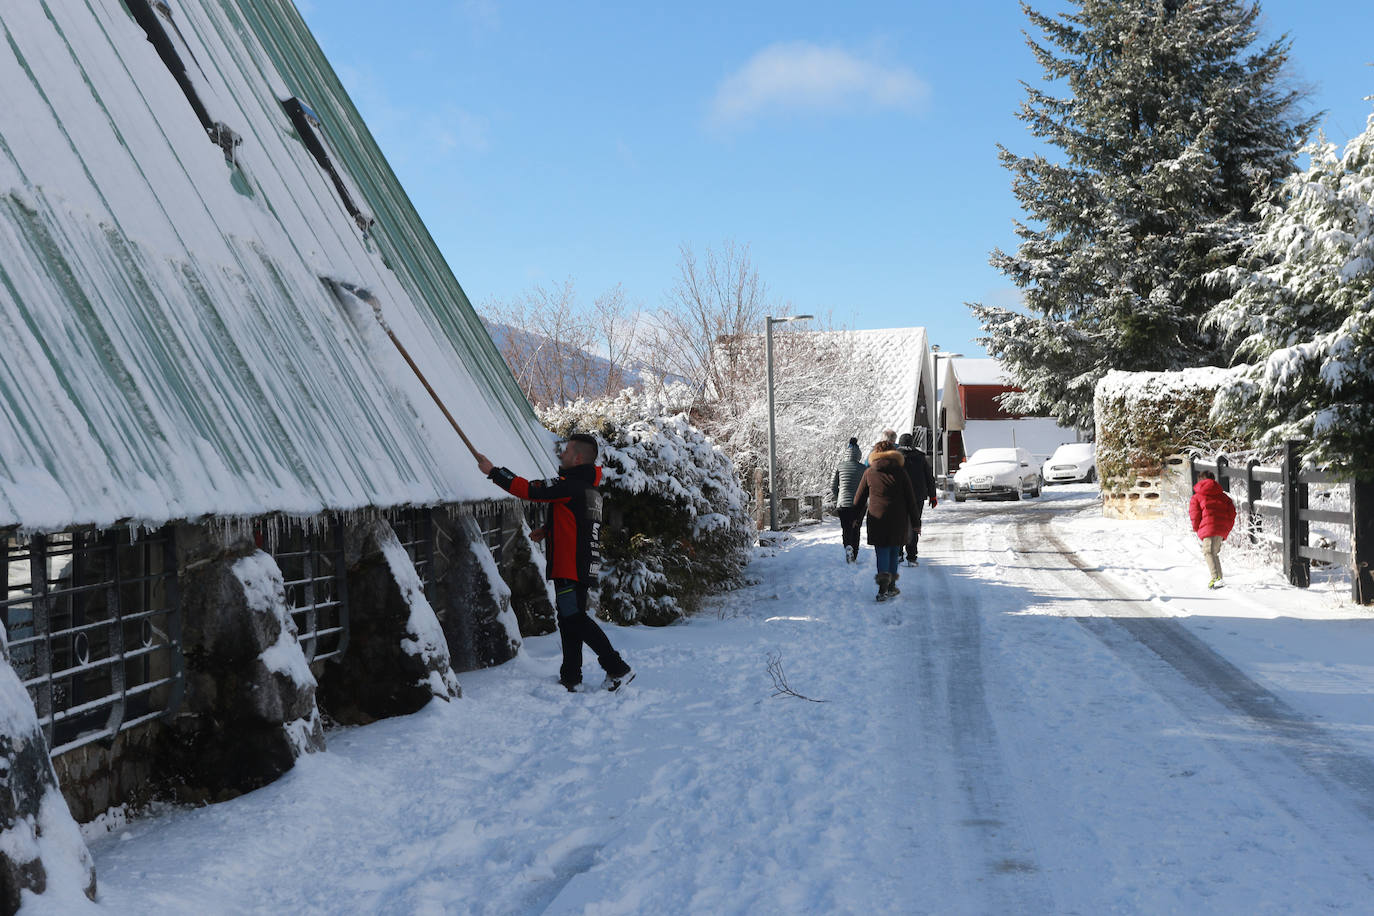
[554,579,628,686]
[838,506,863,558]
[905,502,926,560]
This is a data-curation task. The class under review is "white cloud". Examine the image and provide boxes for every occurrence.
[709,41,930,126]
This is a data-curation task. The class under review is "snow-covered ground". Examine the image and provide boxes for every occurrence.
[23,486,1374,915]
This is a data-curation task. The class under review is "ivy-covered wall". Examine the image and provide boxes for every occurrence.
[1093,368,1245,496]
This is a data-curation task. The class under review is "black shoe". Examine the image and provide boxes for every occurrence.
[603,669,635,692]
[559,677,581,693]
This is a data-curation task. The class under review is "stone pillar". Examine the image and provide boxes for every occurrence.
[780,496,800,527]
[430,510,521,673]
[154,524,324,805]
[0,651,97,913]
[316,519,461,725]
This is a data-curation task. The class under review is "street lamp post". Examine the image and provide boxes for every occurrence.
[766,313,813,530]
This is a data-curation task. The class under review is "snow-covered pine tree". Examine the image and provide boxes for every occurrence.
[1207,108,1374,478]
[971,0,1314,430]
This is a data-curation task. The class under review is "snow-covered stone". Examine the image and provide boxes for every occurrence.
[317,520,461,724]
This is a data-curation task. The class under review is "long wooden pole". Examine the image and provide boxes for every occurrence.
[333,279,481,459]
[381,323,480,459]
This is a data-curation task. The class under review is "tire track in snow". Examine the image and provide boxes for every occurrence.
[1019,513,1374,857]
[912,521,1058,913]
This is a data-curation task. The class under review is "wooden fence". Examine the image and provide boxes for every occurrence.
[1192,440,1374,604]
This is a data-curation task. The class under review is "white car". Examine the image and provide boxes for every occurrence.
[952,447,1042,502]
[1042,442,1096,484]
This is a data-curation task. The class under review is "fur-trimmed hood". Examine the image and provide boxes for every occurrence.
[868,446,904,468]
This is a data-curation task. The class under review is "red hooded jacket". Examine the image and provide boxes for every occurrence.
[1188,477,1236,540]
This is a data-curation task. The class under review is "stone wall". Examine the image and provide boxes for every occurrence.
[1101,454,1186,520]
[0,497,549,911]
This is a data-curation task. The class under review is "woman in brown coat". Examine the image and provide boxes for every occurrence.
[852,440,920,601]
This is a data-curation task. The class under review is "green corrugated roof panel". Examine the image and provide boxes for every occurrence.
[0,0,553,532]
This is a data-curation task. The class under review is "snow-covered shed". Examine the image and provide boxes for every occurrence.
[0,2,556,902]
[944,359,1072,467]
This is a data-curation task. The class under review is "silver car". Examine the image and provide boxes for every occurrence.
[952,447,1043,501]
[1042,442,1096,484]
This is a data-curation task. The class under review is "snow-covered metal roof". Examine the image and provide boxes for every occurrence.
[801,326,935,440]
[951,358,1011,387]
[0,1,553,532]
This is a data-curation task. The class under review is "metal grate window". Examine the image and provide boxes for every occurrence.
[469,502,506,565]
[389,508,435,596]
[1,527,183,757]
[268,519,348,664]
[523,503,548,536]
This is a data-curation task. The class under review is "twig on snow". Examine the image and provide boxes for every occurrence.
[766,651,826,703]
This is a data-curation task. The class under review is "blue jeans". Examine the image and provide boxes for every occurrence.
[874,545,902,576]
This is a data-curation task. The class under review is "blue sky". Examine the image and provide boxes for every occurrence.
[298,1,1374,358]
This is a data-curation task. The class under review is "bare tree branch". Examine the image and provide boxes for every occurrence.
[766,651,826,703]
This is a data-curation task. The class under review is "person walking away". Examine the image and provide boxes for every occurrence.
[853,439,920,601]
[476,434,634,691]
[894,433,938,566]
[831,437,867,563]
[1188,470,1236,589]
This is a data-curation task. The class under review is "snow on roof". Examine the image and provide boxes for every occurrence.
[951,358,1013,387]
[0,2,553,532]
[804,327,934,437]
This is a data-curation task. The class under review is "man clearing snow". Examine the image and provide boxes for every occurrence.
[477,434,634,691]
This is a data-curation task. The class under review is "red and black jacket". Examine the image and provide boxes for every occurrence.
[487,462,603,583]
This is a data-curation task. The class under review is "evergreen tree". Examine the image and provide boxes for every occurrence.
[1208,108,1374,478]
[971,0,1314,430]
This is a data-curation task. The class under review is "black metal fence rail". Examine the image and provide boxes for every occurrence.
[389,507,436,597]
[465,500,507,565]
[1193,440,1374,603]
[268,518,349,665]
[1,527,184,756]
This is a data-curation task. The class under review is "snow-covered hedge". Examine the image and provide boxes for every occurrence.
[541,386,754,625]
[1093,368,1245,492]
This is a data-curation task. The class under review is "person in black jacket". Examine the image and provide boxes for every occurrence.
[894,433,938,565]
[477,433,633,691]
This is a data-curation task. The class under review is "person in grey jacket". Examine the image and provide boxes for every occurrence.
[831,437,867,562]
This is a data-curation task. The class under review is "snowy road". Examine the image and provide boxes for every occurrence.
[31,487,1374,915]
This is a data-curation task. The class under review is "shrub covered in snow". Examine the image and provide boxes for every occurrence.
[1207,109,1374,479]
[1094,368,1245,493]
[541,386,754,625]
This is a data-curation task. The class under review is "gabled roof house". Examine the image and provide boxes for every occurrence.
[0,2,559,899]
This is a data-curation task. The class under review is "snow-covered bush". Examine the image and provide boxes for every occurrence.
[1207,109,1374,479]
[1094,368,1245,493]
[541,385,754,625]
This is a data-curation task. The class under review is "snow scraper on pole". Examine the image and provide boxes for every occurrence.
[324,278,482,459]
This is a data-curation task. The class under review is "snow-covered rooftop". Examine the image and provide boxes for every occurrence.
[0,1,553,532]
[951,358,1012,387]
[803,326,935,437]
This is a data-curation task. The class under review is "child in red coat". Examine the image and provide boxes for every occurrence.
[1189,470,1237,589]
